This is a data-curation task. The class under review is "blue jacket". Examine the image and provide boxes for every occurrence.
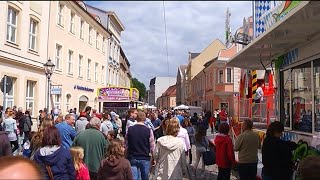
[55,122,77,149]
[34,146,75,180]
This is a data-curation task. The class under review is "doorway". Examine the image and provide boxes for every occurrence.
[79,95,89,112]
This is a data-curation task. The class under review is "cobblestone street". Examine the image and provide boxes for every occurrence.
[183,129,238,180]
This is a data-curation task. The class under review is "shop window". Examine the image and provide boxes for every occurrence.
[26,80,35,114]
[314,60,320,132]
[291,62,312,133]
[7,7,18,44]
[283,69,291,128]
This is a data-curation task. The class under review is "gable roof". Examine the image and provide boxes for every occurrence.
[162,85,176,97]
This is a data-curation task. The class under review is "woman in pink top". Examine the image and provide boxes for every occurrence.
[70,146,90,180]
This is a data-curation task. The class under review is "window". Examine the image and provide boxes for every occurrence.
[69,13,75,34]
[218,70,224,83]
[80,20,84,40]
[94,62,98,82]
[96,33,100,50]
[29,19,37,51]
[7,7,18,43]
[291,62,312,133]
[102,37,105,53]
[66,94,71,112]
[283,69,291,128]
[101,66,105,84]
[26,80,35,114]
[68,50,73,75]
[108,69,111,85]
[54,95,61,109]
[78,55,83,78]
[57,2,64,26]
[87,59,91,80]
[226,68,232,83]
[89,26,92,45]
[55,44,62,70]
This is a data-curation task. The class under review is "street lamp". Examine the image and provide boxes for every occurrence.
[44,59,55,111]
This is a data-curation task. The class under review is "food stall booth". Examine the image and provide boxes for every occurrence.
[97,87,139,115]
[227,1,320,179]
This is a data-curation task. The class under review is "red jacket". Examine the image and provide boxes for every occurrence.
[214,133,235,168]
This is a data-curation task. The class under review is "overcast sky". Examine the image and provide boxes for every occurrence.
[86,1,252,88]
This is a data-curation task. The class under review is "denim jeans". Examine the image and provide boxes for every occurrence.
[238,163,257,180]
[129,159,151,180]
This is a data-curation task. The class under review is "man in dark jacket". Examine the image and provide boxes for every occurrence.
[0,131,11,157]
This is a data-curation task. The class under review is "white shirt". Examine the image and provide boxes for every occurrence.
[255,87,264,100]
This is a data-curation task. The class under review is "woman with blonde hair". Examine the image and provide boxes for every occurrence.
[30,119,53,159]
[152,118,187,180]
[2,108,18,154]
[70,146,90,180]
[97,139,133,180]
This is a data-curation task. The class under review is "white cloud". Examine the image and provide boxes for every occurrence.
[86,1,252,87]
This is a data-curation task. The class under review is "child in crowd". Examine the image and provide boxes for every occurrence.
[97,139,133,180]
[22,131,36,158]
[70,146,90,180]
[107,130,116,141]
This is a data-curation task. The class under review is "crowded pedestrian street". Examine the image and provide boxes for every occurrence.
[1,1,320,180]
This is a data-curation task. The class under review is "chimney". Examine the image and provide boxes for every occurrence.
[188,51,191,61]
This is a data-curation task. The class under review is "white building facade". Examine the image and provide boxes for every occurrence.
[0,1,50,115]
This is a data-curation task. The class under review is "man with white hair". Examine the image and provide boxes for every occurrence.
[73,117,108,180]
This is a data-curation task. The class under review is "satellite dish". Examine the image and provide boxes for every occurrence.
[0,75,13,93]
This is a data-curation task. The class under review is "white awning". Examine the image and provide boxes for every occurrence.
[227,1,320,69]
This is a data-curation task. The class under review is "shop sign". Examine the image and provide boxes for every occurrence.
[51,87,62,95]
[262,1,301,31]
[131,88,140,101]
[281,48,299,68]
[98,87,131,101]
[74,85,94,92]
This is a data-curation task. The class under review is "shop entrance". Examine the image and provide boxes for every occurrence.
[79,95,89,112]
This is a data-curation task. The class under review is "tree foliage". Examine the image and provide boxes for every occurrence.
[131,78,146,101]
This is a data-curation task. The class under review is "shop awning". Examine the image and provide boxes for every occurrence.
[227,1,320,70]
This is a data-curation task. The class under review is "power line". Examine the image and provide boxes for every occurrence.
[162,1,170,84]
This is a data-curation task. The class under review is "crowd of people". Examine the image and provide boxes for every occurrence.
[0,105,319,180]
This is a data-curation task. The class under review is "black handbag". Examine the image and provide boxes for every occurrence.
[201,138,216,165]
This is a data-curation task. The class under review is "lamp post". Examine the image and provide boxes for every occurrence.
[44,59,55,111]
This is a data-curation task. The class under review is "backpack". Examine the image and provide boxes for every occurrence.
[111,120,119,135]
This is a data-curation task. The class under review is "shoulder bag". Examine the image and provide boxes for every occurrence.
[45,164,54,180]
[201,138,216,166]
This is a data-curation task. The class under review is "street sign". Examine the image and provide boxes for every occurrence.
[0,75,13,93]
[51,87,62,95]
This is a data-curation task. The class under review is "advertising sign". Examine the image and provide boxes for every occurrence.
[98,87,131,101]
[131,88,139,101]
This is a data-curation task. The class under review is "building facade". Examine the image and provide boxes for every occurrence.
[86,4,125,86]
[0,1,50,115]
[186,39,225,105]
[148,77,176,106]
[176,65,187,105]
[119,47,131,88]
[48,1,111,112]
[156,85,176,110]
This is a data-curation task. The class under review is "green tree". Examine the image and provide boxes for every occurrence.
[131,78,146,101]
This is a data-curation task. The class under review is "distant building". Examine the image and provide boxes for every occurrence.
[176,65,188,105]
[148,77,176,106]
[157,85,176,110]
